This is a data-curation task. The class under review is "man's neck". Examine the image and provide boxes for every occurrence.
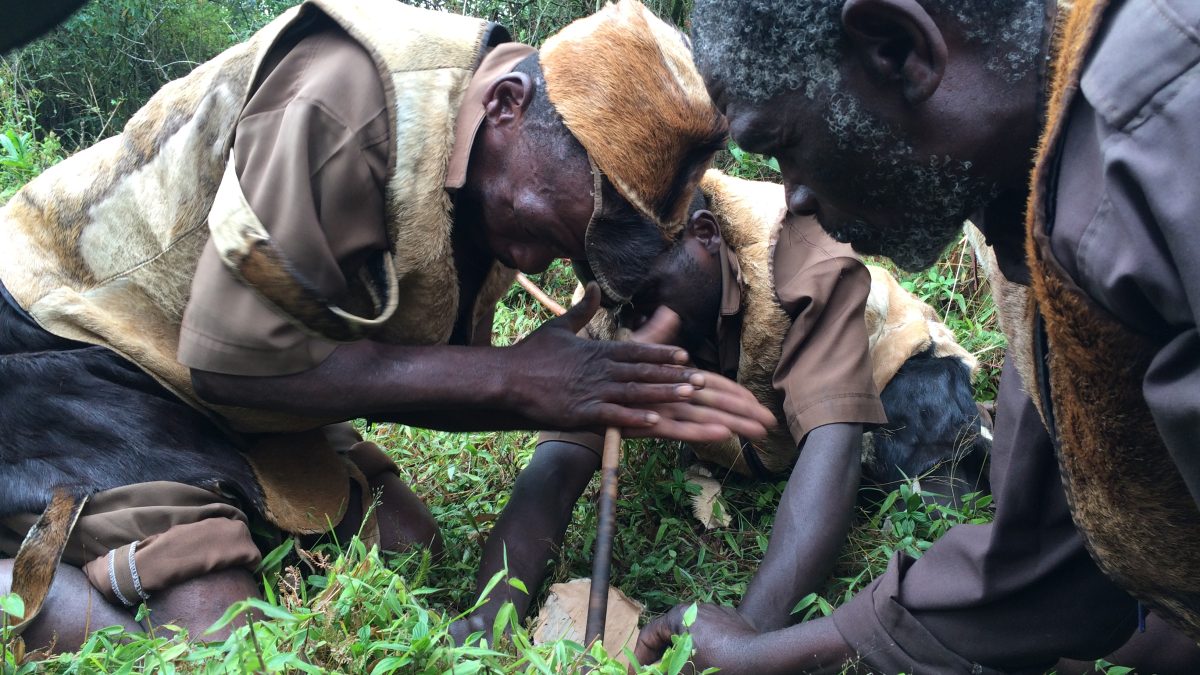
[975,0,1063,286]
[975,190,1033,285]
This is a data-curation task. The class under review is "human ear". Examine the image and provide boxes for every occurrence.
[483,72,534,129]
[687,210,723,256]
[841,0,947,105]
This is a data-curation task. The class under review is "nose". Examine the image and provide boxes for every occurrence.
[512,244,556,275]
[786,184,820,216]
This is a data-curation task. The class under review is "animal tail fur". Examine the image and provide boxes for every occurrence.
[8,488,88,636]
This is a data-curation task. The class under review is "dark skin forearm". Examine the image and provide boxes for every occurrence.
[191,290,779,442]
[195,340,543,426]
[738,423,863,632]
[451,440,600,642]
[635,605,857,674]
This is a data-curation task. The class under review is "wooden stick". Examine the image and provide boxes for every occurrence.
[515,271,618,645]
[516,272,567,317]
[585,427,623,647]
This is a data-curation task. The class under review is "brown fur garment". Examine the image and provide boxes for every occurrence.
[9,490,88,634]
[540,0,727,233]
[1024,0,1200,639]
[862,265,977,394]
[693,172,795,475]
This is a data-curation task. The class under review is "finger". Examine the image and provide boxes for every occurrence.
[649,400,770,440]
[608,362,705,386]
[687,387,778,429]
[585,402,662,429]
[598,382,697,406]
[624,418,736,443]
[634,615,678,666]
[630,305,681,346]
[561,282,601,334]
[671,371,778,428]
[608,340,689,366]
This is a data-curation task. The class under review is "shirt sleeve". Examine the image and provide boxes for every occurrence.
[772,256,886,441]
[179,21,390,376]
[1117,73,1200,510]
[831,358,1138,673]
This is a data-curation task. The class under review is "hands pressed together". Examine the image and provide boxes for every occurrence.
[510,283,776,443]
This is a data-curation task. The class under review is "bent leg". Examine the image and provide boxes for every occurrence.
[370,472,444,557]
[145,567,261,642]
[451,439,600,643]
[0,559,139,653]
[334,439,444,556]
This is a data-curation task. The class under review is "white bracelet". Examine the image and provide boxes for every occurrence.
[106,549,135,607]
[127,540,150,602]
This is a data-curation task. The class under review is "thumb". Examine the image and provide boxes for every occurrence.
[631,305,682,346]
[634,614,676,667]
[560,281,601,334]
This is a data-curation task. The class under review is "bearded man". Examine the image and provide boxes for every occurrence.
[0,0,776,651]
[634,0,1200,673]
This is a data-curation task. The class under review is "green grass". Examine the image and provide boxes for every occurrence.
[0,89,1022,675]
[0,256,1006,674]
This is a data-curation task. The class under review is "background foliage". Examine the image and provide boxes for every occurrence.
[0,0,1028,673]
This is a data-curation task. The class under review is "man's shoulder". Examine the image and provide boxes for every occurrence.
[772,215,866,291]
[1081,0,1200,131]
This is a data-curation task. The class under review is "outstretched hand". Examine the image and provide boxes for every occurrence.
[511,284,774,443]
[634,603,761,674]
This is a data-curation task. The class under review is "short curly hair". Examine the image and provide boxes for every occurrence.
[692,0,1045,105]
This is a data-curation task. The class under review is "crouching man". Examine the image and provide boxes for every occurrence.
[456,170,891,640]
[0,0,776,651]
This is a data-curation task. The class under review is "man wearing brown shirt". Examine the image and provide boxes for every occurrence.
[458,171,887,641]
[634,0,1200,673]
[0,0,775,650]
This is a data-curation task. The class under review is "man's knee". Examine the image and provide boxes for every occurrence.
[148,568,261,641]
[368,472,444,556]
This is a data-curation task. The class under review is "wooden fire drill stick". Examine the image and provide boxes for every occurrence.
[516,272,568,317]
[585,427,622,646]
[514,273,622,646]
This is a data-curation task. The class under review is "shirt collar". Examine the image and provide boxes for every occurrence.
[713,239,744,379]
[445,42,537,191]
[718,239,743,319]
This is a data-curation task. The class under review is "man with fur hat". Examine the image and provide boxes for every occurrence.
[0,0,775,650]
[635,0,1200,673]
[456,170,891,641]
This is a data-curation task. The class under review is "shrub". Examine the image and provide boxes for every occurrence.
[2,0,291,148]
[0,73,62,203]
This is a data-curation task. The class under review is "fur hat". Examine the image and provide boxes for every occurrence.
[541,0,727,300]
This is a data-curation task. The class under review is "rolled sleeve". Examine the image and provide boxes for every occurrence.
[773,257,886,441]
[179,19,389,376]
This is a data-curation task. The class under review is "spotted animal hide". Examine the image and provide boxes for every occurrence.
[0,0,507,434]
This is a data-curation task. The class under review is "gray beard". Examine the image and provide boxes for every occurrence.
[820,93,999,271]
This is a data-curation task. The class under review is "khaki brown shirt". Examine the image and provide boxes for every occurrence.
[541,213,885,458]
[179,17,533,376]
[772,214,885,442]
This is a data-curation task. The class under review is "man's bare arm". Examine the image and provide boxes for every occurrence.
[635,606,855,674]
[191,286,777,441]
[737,422,863,631]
